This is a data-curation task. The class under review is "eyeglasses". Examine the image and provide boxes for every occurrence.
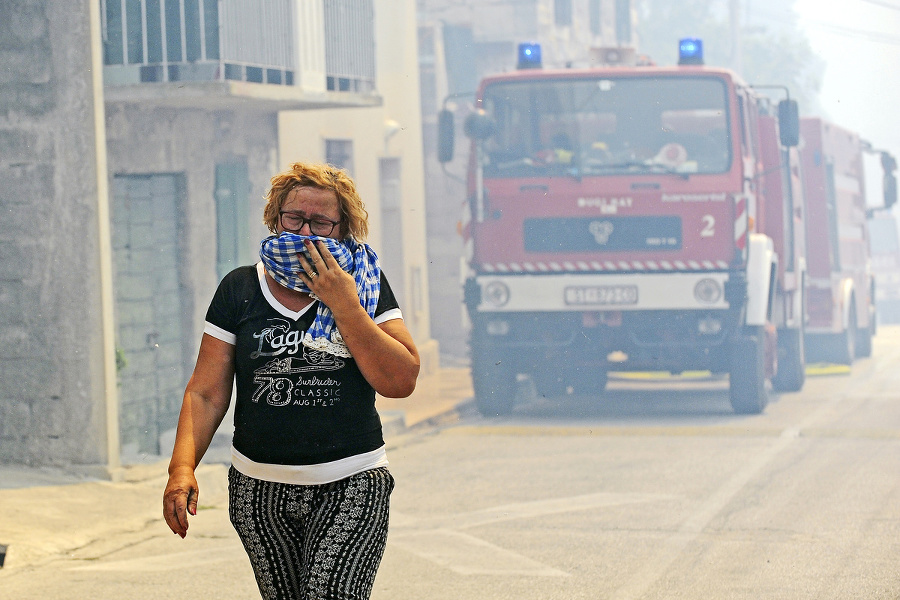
[279,211,340,236]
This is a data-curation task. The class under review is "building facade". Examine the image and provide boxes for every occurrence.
[0,0,432,469]
[0,0,117,472]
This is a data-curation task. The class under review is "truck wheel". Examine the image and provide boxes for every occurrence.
[471,353,516,416]
[870,305,878,337]
[771,327,805,392]
[729,327,769,414]
[834,303,857,365]
[855,320,873,358]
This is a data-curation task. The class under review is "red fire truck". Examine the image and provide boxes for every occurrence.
[797,121,899,362]
[438,40,806,415]
[799,118,879,364]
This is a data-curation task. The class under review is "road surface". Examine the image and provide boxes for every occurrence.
[2,328,899,599]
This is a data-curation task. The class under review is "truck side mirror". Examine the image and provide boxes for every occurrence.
[883,152,897,209]
[463,109,496,140]
[884,172,897,210]
[778,99,800,147]
[437,109,455,163]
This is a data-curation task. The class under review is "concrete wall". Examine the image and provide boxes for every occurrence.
[104,106,278,344]
[0,1,117,468]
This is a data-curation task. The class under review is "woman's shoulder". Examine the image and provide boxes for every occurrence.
[215,264,263,299]
[223,264,258,282]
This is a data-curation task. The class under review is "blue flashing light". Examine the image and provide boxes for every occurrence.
[517,43,542,69]
[678,38,704,65]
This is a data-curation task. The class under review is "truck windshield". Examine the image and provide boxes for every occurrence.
[481,75,732,178]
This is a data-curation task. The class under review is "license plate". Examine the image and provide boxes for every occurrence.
[564,285,638,306]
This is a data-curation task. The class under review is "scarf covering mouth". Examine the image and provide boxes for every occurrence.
[259,233,381,358]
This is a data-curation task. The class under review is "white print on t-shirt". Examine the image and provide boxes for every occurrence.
[250,318,304,359]
[252,354,344,407]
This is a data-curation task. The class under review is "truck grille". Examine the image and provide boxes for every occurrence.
[524,216,682,253]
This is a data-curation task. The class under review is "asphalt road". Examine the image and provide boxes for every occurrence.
[3,327,900,599]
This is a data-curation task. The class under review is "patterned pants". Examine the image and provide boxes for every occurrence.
[228,466,394,600]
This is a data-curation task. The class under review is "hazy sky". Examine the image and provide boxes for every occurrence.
[794,0,900,157]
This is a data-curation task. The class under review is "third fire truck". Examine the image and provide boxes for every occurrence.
[798,118,897,363]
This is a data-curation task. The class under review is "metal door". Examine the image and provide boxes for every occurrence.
[111,174,187,457]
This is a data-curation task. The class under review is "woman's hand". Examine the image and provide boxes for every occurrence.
[296,239,361,315]
[163,466,199,538]
[296,238,420,397]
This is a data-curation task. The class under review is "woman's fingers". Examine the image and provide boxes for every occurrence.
[297,252,315,278]
[298,239,338,282]
[313,240,340,268]
[163,472,199,539]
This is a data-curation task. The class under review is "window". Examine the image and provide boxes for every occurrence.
[326,140,354,174]
[165,0,183,62]
[481,76,732,177]
[324,0,376,93]
[590,0,602,35]
[379,158,405,306]
[203,0,219,59]
[104,0,218,66]
[616,0,632,44]
[442,25,478,96]
[103,0,124,64]
[146,0,163,63]
[184,0,203,62]
[214,161,252,281]
[126,0,143,64]
[555,0,573,26]
[246,66,263,83]
[102,0,290,86]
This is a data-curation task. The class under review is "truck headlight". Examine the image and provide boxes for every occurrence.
[694,278,723,304]
[484,281,510,307]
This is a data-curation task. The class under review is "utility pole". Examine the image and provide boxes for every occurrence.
[730,0,743,75]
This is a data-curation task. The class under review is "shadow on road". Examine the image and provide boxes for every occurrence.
[505,373,744,421]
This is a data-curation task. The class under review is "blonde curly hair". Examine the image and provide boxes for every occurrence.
[263,162,369,241]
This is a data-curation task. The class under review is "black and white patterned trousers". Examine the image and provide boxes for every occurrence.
[228,466,395,600]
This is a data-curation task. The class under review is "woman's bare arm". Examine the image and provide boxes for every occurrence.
[163,334,235,537]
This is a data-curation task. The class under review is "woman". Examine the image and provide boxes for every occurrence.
[163,162,420,600]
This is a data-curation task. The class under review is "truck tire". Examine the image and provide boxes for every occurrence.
[834,302,857,365]
[855,320,873,358]
[471,350,516,416]
[729,327,769,414]
[771,327,805,392]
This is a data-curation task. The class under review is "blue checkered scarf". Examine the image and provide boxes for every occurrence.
[259,233,381,358]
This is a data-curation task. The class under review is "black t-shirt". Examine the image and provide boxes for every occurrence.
[204,263,400,465]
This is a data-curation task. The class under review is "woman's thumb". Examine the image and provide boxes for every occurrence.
[187,487,199,516]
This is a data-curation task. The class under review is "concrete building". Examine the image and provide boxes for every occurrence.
[0,0,433,472]
[0,0,118,475]
[417,0,635,360]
